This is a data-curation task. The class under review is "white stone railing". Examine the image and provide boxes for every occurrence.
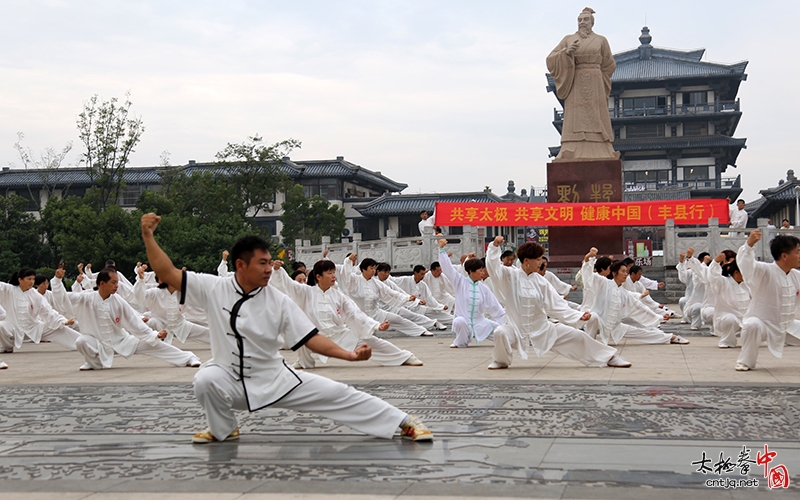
[293,226,485,272]
[663,217,797,265]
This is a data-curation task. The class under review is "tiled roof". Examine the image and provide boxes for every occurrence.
[353,191,503,217]
[548,135,747,157]
[0,157,407,193]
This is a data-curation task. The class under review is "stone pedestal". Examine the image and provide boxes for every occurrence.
[546,159,623,266]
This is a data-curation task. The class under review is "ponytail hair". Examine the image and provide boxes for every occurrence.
[10,268,36,286]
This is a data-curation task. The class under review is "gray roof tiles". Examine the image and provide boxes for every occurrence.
[353,192,504,217]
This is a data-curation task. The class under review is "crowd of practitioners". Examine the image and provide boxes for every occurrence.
[2,210,799,442]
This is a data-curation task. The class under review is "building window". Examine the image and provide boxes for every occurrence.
[683,91,708,105]
[120,185,143,207]
[625,124,666,139]
[683,122,708,136]
[398,215,420,238]
[61,186,86,199]
[253,217,277,236]
[622,96,666,116]
[447,226,463,235]
[684,167,710,180]
[302,179,340,199]
[353,218,380,241]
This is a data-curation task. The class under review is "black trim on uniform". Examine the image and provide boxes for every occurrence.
[179,269,187,305]
[291,328,319,351]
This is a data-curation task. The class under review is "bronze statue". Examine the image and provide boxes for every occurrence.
[547,7,619,162]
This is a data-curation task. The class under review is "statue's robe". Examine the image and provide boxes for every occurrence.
[547,32,619,162]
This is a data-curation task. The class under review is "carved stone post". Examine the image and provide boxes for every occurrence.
[707,218,719,257]
[664,219,676,266]
[386,229,397,268]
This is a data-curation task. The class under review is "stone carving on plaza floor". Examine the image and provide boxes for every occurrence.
[546,7,619,162]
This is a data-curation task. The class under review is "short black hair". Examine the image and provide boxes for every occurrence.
[629,265,643,275]
[359,258,378,271]
[610,260,627,276]
[97,268,118,284]
[290,270,306,281]
[517,242,545,262]
[697,252,710,263]
[105,259,116,269]
[308,259,336,286]
[500,250,515,259]
[621,257,635,267]
[420,210,428,216]
[291,261,306,271]
[376,262,392,273]
[594,256,612,273]
[722,249,737,261]
[34,274,49,287]
[413,265,426,274]
[430,261,441,271]
[783,219,791,224]
[737,199,745,204]
[722,260,740,277]
[771,234,800,261]
[231,235,271,266]
[464,258,485,274]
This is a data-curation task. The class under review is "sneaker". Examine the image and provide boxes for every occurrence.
[420,331,434,337]
[689,326,699,331]
[402,355,423,366]
[0,360,7,370]
[449,343,461,349]
[734,362,751,372]
[607,355,632,368]
[192,427,240,444]
[671,335,690,345]
[433,322,448,331]
[487,361,508,370]
[186,356,202,367]
[79,363,94,371]
[399,415,433,441]
[0,347,12,354]
[718,344,736,349]
[680,320,688,324]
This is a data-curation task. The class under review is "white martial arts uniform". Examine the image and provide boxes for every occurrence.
[423,270,456,312]
[729,205,748,236]
[676,259,695,319]
[438,247,505,348]
[418,215,435,236]
[271,266,413,368]
[680,259,706,329]
[705,260,750,348]
[0,282,79,351]
[735,242,800,369]
[687,257,717,331]
[375,277,437,330]
[581,258,671,345]
[0,304,16,352]
[392,276,452,325]
[183,270,407,441]
[622,276,662,311]
[52,278,196,369]
[487,245,616,367]
[543,270,572,297]
[217,259,230,278]
[134,276,210,344]
[338,260,428,337]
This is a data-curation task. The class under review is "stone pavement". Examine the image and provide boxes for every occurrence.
[1,316,799,499]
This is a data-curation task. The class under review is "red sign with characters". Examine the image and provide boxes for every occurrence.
[435,199,729,227]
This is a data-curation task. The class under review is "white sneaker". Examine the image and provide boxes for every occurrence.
[671,335,690,345]
[79,363,94,371]
[186,356,201,367]
[607,355,632,368]
[735,362,751,371]
[402,355,423,366]
[420,331,434,337]
[0,360,8,370]
[434,322,448,331]
[487,361,508,370]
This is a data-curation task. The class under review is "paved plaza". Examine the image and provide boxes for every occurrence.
[1,316,799,499]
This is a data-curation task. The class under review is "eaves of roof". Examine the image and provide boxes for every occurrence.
[548,135,746,157]
[352,192,503,217]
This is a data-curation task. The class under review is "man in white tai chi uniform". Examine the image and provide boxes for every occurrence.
[424,260,456,312]
[704,253,750,349]
[486,237,630,370]
[141,213,433,442]
[52,268,201,371]
[735,230,800,371]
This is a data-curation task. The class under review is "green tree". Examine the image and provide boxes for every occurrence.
[13,131,73,210]
[280,184,346,250]
[0,194,50,279]
[214,135,299,219]
[76,92,144,210]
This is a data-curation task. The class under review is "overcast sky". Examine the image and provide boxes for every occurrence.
[0,1,792,203]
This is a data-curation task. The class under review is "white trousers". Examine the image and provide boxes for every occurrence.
[714,313,741,348]
[452,317,472,348]
[76,334,195,369]
[296,336,412,368]
[678,297,688,316]
[585,318,671,345]
[41,325,81,351]
[424,308,452,325]
[390,306,435,329]
[0,321,14,350]
[373,310,428,336]
[193,364,407,441]
[737,317,774,369]
[701,307,715,333]
[685,303,703,329]
[492,323,617,367]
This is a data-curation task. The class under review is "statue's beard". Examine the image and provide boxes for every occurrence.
[578,26,592,38]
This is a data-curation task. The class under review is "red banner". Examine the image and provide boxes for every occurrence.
[435,199,729,227]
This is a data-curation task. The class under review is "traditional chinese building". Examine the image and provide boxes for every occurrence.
[744,170,800,227]
[546,27,747,203]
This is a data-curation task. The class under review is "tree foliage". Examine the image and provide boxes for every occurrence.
[76,92,144,210]
[13,132,73,209]
[279,184,346,249]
